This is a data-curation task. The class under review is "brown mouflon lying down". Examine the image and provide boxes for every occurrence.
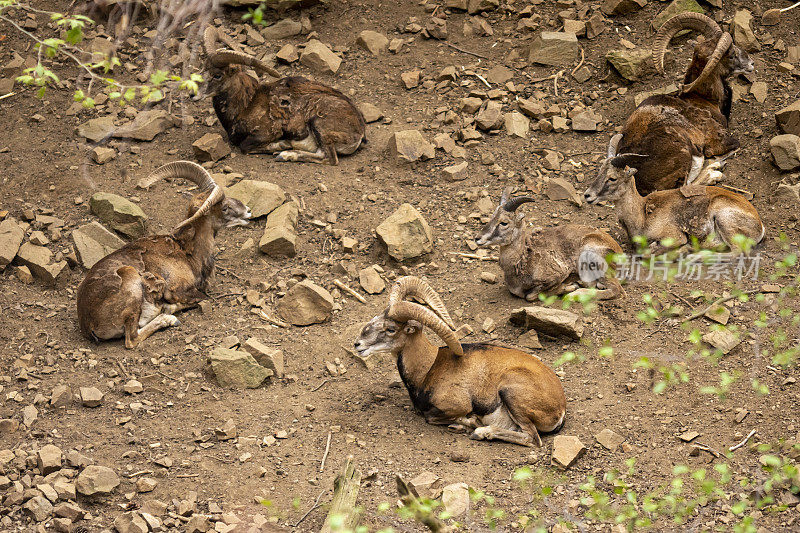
[77,161,251,348]
[202,27,366,165]
[593,13,754,196]
[354,276,566,447]
[476,187,625,302]
[584,155,765,255]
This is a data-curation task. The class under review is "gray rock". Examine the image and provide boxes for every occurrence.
[771,134,800,170]
[76,465,119,496]
[359,265,385,294]
[241,338,284,377]
[441,482,470,516]
[388,130,435,163]
[37,444,63,475]
[90,192,148,238]
[652,0,704,31]
[376,203,434,261]
[702,329,741,354]
[528,32,579,66]
[226,180,285,219]
[359,103,383,123]
[552,435,586,468]
[72,221,126,269]
[441,160,469,181]
[601,0,646,16]
[357,30,389,55]
[732,9,759,52]
[207,347,272,388]
[476,100,504,131]
[595,428,625,451]
[276,43,299,63]
[77,115,115,142]
[92,146,117,164]
[113,110,174,141]
[776,100,800,135]
[79,386,104,407]
[606,48,652,81]
[15,243,67,284]
[262,18,302,39]
[114,512,149,533]
[24,495,53,521]
[509,306,584,339]
[300,40,341,74]
[505,111,530,137]
[276,280,334,325]
[0,218,24,269]
[192,133,231,161]
[259,201,298,257]
[571,110,602,132]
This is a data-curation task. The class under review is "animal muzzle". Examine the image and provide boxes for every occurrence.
[583,189,599,205]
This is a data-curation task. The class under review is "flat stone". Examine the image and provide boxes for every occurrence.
[123,379,143,394]
[92,146,117,164]
[509,306,584,340]
[300,39,341,74]
[276,43,299,63]
[476,100,503,130]
[441,482,470,516]
[504,111,530,138]
[79,386,104,407]
[76,465,119,496]
[376,203,434,261]
[543,177,582,206]
[262,18,302,39]
[192,133,231,162]
[652,0,704,31]
[0,218,24,269]
[750,81,767,104]
[517,98,545,119]
[226,180,285,219]
[77,115,116,142]
[704,304,730,325]
[207,347,273,388]
[259,201,298,257]
[601,0,647,16]
[359,265,385,294]
[387,130,435,163]
[37,444,63,475]
[277,280,334,325]
[485,65,513,85]
[461,96,483,114]
[528,31,579,67]
[136,477,158,493]
[24,495,53,521]
[409,471,443,499]
[679,430,700,442]
[552,435,586,468]
[15,243,67,284]
[441,160,469,181]
[113,109,174,141]
[595,428,625,451]
[606,48,652,81]
[54,501,84,521]
[72,221,126,269]
[241,338,284,377]
[702,329,741,354]
[770,135,800,170]
[571,110,602,132]
[356,30,389,55]
[359,103,383,123]
[732,9,759,52]
[563,19,586,37]
[90,192,148,238]
[776,100,800,135]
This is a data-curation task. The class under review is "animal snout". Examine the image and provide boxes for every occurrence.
[583,190,598,204]
[475,235,487,246]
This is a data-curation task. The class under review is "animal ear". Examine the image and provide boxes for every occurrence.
[611,153,648,169]
[515,211,526,223]
[404,320,422,334]
[625,166,638,177]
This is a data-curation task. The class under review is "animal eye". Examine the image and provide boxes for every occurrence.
[386,327,396,334]
[499,221,508,227]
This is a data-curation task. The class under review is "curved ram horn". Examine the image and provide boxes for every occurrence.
[145,161,224,231]
[209,50,281,78]
[499,186,513,206]
[388,276,456,329]
[680,32,732,95]
[607,133,623,158]
[387,301,464,356]
[502,196,536,212]
[652,12,722,74]
[203,26,219,56]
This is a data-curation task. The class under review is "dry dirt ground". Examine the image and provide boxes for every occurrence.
[1,0,800,531]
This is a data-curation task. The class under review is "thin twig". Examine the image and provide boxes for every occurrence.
[729,429,757,452]
[334,279,366,304]
[176,473,200,478]
[692,443,721,458]
[319,432,332,473]
[116,359,129,379]
[312,379,331,392]
[553,69,563,97]
[447,252,498,261]
[216,266,245,281]
[570,48,585,77]
[294,489,326,527]
[443,41,489,60]
[259,309,289,328]
[683,289,761,322]
[0,92,15,100]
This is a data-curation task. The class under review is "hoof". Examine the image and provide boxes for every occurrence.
[275,151,297,162]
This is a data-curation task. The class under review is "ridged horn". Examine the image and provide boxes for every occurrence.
[499,186,513,206]
[652,12,723,74]
[145,161,224,231]
[607,133,623,158]
[502,196,536,212]
[209,50,281,78]
[387,301,464,356]
[388,276,456,329]
[203,26,219,56]
[681,32,732,94]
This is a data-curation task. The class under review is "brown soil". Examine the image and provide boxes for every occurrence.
[1,0,799,531]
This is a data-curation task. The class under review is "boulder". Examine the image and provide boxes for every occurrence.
[606,48,652,81]
[601,0,647,16]
[72,221,126,269]
[259,201,298,257]
[37,444,63,475]
[776,100,800,135]
[387,130,435,163]
[262,18,302,39]
[92,146,117,164]
[90,192,148,238]
[241,338,285,377]
[732,9,759,52]
[226,180,285,219]
[113,110,174,141]
[359,265,385,294]
[652,0,703,31]
[300,40,341,74]
[356,30,389,55]
[15,243,67,284]
[528,32,579,67]
[207,347,273,388]
[376,203,434,261]
[475,101,504,131]
[192,133,231,162]
[509,306,584,339]
[770,135,800,170]
[276,280,334,325]
[552,435,586,468]
[76,465,119,496]
[77,115,116,142]
[0,218,24,269]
